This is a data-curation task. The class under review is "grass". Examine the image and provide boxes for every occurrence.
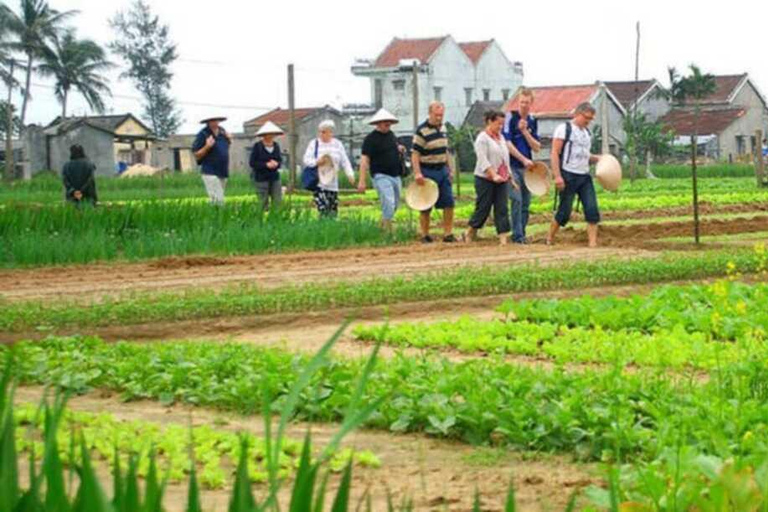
[0,201,414,267]
[1,246,766,333]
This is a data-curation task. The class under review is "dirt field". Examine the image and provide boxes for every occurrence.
[0,242,655,303]
[15,387,597,512]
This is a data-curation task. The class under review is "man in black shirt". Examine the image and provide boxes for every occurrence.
[358,109,405,232]
[62,144,98,207]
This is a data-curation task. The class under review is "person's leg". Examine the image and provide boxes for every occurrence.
[328,191,339,218]
[314,190,329,217]
[254,180,269,210]
[202,175,224,206]
[466,176,494,241]
[509,169,524,242]
[521,180,531,241]
[493,182,511,243]
[434,166,456,240]
[548,173,577,245]
[578,176,601,248]
[270,180,283,210]
[374,175,396,231]
[443,208,454,238]
[420,211,432,240]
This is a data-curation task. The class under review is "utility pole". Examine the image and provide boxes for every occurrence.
[5,59,15,181]
[630,21,641,181]
[287,63,297,193]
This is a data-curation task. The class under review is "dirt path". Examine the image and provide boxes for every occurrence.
[0,243,653,303]
[15,387,597,512]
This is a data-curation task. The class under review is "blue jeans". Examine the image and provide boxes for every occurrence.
[555,170,601,226]
[509,167,531,242]
[373,174,402,221]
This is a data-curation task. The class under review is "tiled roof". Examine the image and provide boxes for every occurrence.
[374,37,447,68]
[506,85,599,118]
[458,41,492,64]
[463,101,505,127]
[244,108,324,128]
[660,107,746,136]
[687,74,747,105]
[46,114,152,135]
[605,80,658,109]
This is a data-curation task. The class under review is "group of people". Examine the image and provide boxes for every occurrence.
[61,88,603,247]
[190,90,604,246]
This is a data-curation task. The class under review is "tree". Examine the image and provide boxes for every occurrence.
[0,0,77,126]
[662,65,716,244]
[37,30,112,118]
[0,101,21,138]
[109,0,181,136]
[0,9,21,180]
[623,112,674,179]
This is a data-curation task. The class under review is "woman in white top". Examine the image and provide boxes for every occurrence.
[463,110,519,245]
[303,120,355,217]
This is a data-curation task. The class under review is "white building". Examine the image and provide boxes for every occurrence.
[352,36,523,134]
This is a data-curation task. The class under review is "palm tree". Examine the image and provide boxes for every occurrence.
[0,8,21,180]
[37,30,112,118]
[664,65,716,244]
[0,0,77,126]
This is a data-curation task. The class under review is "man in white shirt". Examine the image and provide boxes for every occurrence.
[546,102,602,247]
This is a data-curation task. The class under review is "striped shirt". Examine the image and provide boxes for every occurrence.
[413,121,449,169]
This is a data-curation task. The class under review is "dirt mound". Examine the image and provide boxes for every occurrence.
[148,256,236,270]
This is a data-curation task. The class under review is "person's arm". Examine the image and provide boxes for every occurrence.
[193,132,214,162]
[338,141,355,184]
[303,140,318,167]
[522,119,542,153]
[551,138,566,191]
[411,130,426,185]
[358,155,370,192]
[273,143,283,169]
[62,166,74,195]
[507,141,533,168]
[474,135,497,181]
[249,144,258,171]
[589,154,601,164]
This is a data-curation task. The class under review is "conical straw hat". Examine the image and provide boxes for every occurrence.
[595,154,622,192]
[369,108,399,125]
[257,121,284,136]
[524,162,551,197]
[405,179,439,211]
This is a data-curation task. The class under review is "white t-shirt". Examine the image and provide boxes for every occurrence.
[302,138,355,192]
[553,121,591,175]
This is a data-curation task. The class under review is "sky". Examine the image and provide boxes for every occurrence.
[11,0,768,134]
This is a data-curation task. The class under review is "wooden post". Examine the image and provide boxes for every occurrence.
[411,64,419,133]
[600,83,610,156]
[287,64,297,193]
[5,60,15,181]
[756,129,765,187]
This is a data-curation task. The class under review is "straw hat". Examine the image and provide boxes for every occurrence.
[595,154,622,192]
[524,162,550,197]
[405,180,439,211]
[200,116,227,124]
[369,108,399,125]
[256,121,284,137]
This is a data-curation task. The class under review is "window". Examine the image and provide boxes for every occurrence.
[465,88,473,106]
[483,89,491,102]
[736,135,745,155]
[433,86,443,102]
[502,89,511,100]
[374,80,383,109]
[392,79,406,91]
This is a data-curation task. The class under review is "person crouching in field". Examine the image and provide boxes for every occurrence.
[194,116,232,206]
[462,110,515,245]
[62,144,98,207]
[250,121,284,211]
[303,120,356,218]
[357,109,405,233]
[547,102,601,248]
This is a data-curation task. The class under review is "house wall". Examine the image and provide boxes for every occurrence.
[49,125,116,177]
[472,42,524,104]
[637,92,671,121]
[23,126,47,175]
[360,38,522,135]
